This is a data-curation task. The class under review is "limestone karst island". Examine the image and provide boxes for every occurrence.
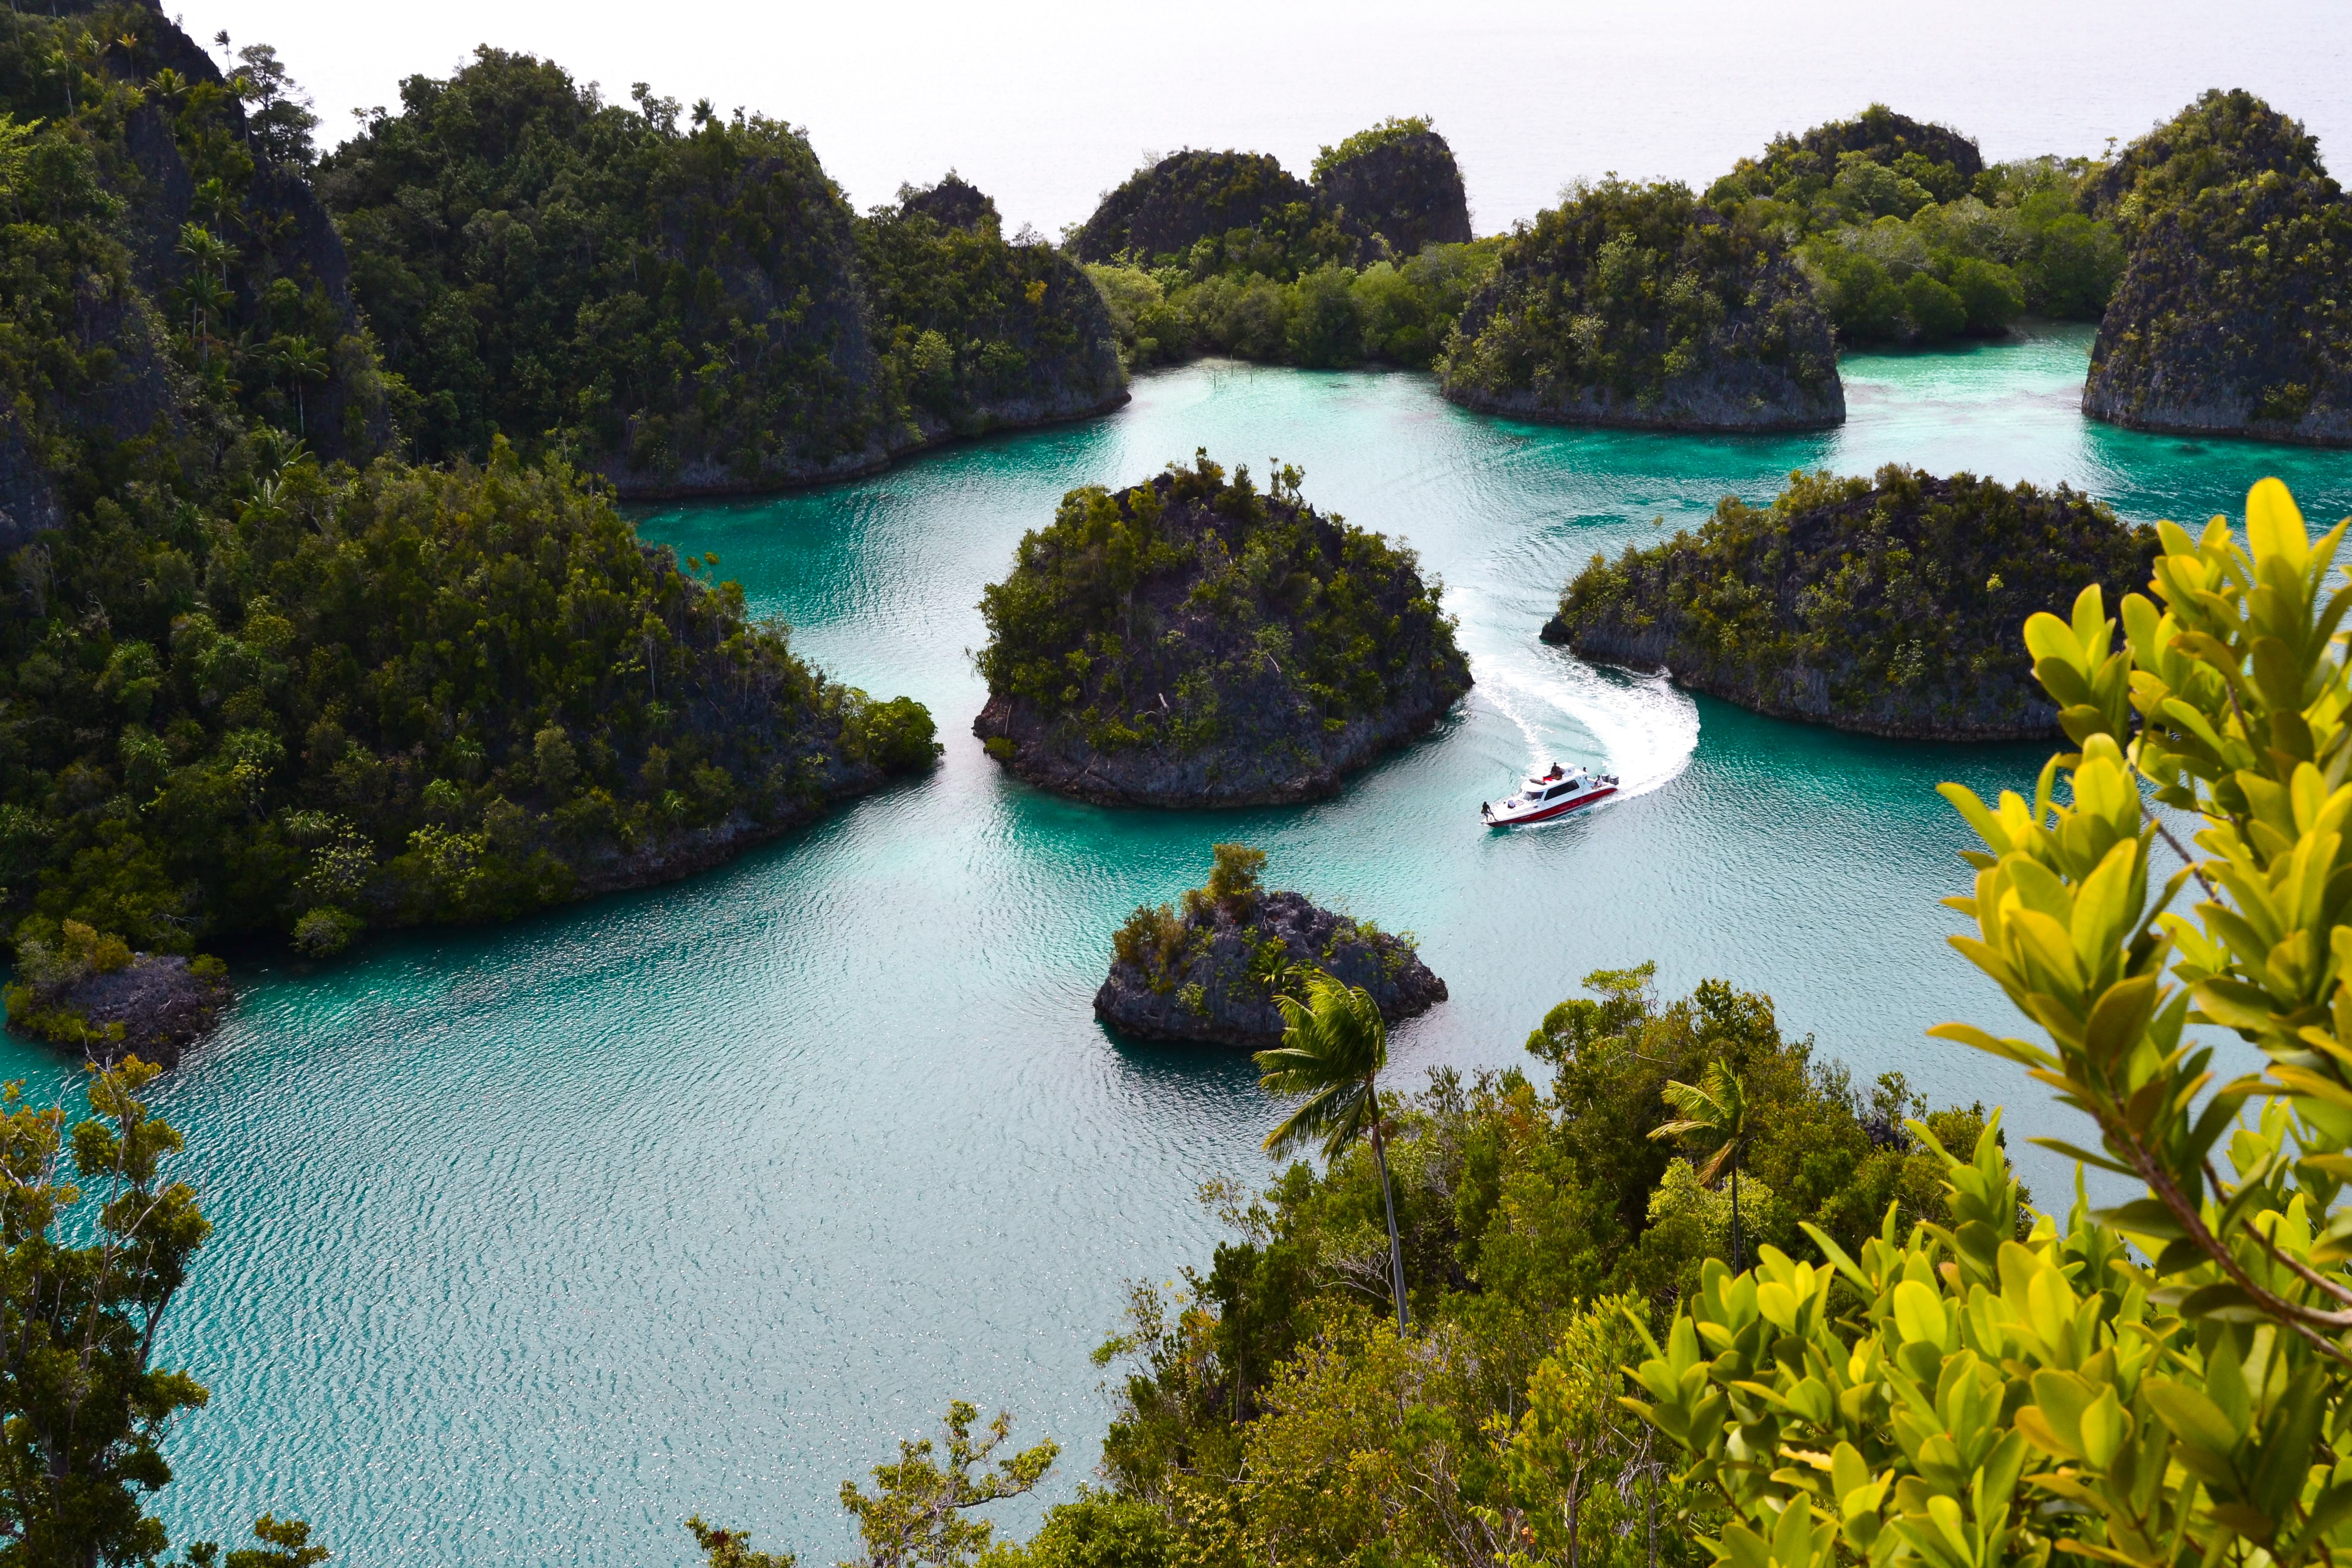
[4,3,2351,1564]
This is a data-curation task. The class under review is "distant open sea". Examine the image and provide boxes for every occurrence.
[187,0,2352,235]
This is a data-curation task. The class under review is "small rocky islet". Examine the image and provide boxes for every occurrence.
[1094,845,1444,1047]
[972,452,1473,806]
[1546,465,2157,740]
[2,923,230,1069]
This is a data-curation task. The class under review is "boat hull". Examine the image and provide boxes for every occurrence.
[1485,785,1616,826]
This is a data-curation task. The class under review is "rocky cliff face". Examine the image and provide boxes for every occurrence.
[974,456,1472,807]
[1072,150,1322,264]
[1440,181,1843,432]
[1095,889,1444,1047]
[0,420,65,553]
[104,3,380,460]
[1314,129,1474,261]
[855,177,1130,459]
[0,0,386,549]
[1548,467,2154,740]
[6,952,229,1069]
[2084,165,2352,446]
[975,678,1463,807]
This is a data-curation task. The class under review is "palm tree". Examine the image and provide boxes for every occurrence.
[1648,1060,1752,1270]
[1254,971,1408,1333]
[175,224,231,362]
[283,336,328,434]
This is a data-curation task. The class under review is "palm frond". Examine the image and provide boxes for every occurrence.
[1650,1060,1749,1188]
[1657,1079,1723,1125]
[1255,971,1387,1161]
[1703,1059,1747,1116]
[1263,1078,1370,1160]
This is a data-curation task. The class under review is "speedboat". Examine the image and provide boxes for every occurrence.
[1482,762,1618,826]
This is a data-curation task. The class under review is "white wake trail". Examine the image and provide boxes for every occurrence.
[1476,646,1699,800]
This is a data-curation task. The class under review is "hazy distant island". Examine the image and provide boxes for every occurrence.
[1547,466,2156,739]
[1705,104,2123,349]
[2080,90,2352,445]
[1094,844,1444,1047]
[1074,118,1471,273]
[974,453,1472,806]
[1076,120,1503,372]
[1438,177,1846,430]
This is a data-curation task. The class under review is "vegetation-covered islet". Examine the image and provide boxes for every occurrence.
[321,49,1128,494]
[973,452,1472,805]
[2082,90,2352,444]
[1549,464,2157,739]
[1438,177,1847,430]
[1095,843,1444,1046]
[1707,104,2125,349]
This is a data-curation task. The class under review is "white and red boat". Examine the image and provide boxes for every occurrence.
[1482,762,1618,826]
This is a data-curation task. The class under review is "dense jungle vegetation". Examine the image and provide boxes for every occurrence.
[319,50,1122,491]
[973,452,1469,793]
[854,176,1126,436]
[689,964,2011,1567]
[1437,177,1843,429]
[1085,240,1501,372]
[1705,105,2125,347]
[1550,465,2156,738]
[0,4,936,1026]
[318,48,887,485]
[2080,87,2328,237]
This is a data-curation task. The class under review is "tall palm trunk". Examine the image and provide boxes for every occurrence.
[1730,1162,1742,1272]
[1367,1082,1408,1333]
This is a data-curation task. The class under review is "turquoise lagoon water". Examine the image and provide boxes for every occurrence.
[18,326,2352,1563]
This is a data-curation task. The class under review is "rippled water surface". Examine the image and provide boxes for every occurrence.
[20,329,2352,1563]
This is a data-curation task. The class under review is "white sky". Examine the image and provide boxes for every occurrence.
[170,0,2352,237]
